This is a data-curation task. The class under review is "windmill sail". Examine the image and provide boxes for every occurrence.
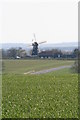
[39,41,47,44]
[26,34,47,56]
[33,33,36,42]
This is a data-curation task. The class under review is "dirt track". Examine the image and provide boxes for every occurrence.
[31,65,71,75]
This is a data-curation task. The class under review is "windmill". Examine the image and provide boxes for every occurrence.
[28,33,46,56]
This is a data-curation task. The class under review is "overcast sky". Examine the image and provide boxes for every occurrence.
[0,0,78,44]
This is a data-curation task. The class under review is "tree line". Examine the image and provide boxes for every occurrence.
[2,47,27,59]
[1,47,79,59]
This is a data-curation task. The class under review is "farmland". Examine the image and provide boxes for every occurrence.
[2,59,78,118]
[3,59,74,74]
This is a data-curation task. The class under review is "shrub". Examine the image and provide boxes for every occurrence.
[71,60,78,73]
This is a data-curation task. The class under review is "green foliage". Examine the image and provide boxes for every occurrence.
[2,59,78,118]
[0,75,2,119]
[2,73,78,118]
[71,60,78,73]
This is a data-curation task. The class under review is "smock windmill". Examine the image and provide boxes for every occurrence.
[28,33,47,56]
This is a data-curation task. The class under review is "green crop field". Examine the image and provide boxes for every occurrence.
[2,59,78,118]
[3,59,74,74]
